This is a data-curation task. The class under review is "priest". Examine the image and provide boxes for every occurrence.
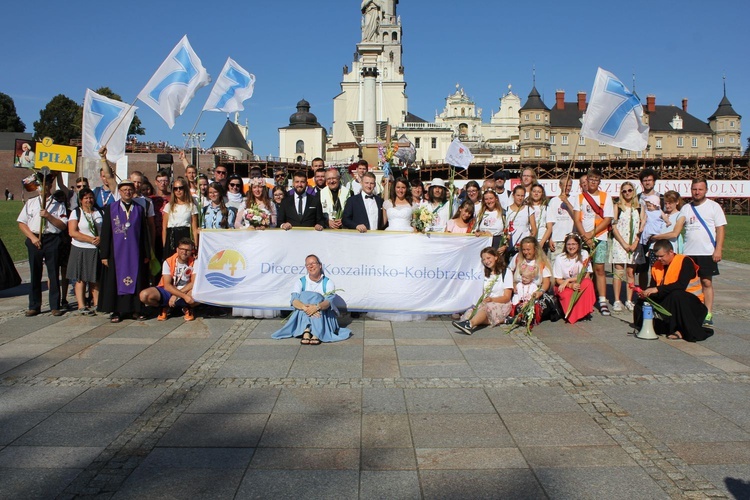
[98,179,150,322]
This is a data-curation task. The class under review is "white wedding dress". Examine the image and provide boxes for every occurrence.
[368,201,429,322]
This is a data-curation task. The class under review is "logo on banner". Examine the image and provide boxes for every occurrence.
[206,249,247,289]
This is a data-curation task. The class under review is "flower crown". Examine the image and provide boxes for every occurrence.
[248,178,265,187]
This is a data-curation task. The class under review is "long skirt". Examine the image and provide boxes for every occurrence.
[634,291,713,342]
[66,246,101,283]
[460,301,512,327]
[556,277,596,324]
[272,291,351,343]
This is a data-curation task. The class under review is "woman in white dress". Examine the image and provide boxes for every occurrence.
[233,178,279,319]
[474,189,505,248]
[369,177,428,322]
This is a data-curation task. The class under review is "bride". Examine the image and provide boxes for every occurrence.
[369,177,428,322]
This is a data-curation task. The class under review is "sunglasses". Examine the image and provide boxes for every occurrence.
[76,184,86,188]
[275,174,285,178]
[621,189,633,193]
[173,186,185,191]
[229,183,241,188]
[215,171,227,175]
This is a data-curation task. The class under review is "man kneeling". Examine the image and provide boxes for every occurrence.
[140,238,197,321]
[634,240,713,342]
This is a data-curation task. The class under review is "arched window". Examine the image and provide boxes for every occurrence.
[461,108,465,116]
[383,32,388,42]
[295,140,304,153]
[297,155,303,163]
[392,32,398,42]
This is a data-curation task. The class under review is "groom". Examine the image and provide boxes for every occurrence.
[342,172,384,232]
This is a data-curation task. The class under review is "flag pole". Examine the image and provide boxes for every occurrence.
[183,110,205,149]
[101,96,139,149]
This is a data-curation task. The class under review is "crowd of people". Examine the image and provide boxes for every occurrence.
[16,150,725,343]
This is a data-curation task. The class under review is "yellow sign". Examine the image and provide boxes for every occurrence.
[35,137,78,173]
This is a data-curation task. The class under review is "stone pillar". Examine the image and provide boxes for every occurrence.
[362,65,379,145]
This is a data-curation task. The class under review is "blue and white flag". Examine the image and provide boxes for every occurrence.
[580,67,649,151]
[202,58,256,113]
[137,35,210,128]
[82,89,137,161]
[445,138,473,169]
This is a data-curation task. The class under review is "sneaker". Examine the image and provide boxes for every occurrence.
[599,301,611,316]
[612,301,623,312]
[183,308,195,322]
[157,308,169,321]
[624,300,635,312]
[703,313,714,328]
[504,315,515,325]
[452,320,474,335]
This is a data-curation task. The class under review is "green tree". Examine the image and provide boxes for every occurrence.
[90,86,145,136]
[33,94,82,144]
[0,92,26,132]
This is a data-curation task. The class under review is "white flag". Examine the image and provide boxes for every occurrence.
[445,138,473,169]
[580,67,649,151]
[137,35,210,128]
[82,89,137,162]
[203,58,256,112]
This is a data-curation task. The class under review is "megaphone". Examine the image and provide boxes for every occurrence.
[637,303,659,340]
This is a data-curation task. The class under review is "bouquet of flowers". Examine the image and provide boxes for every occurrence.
[500,221,514,249]
[412,206,435,233]
[508,299,536,336]
[379,142,399,177]
[468,274,500,320]
[245,205,270,228]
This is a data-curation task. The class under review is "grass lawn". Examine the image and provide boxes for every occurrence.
[1,201,25,262]
[2,200,750,265]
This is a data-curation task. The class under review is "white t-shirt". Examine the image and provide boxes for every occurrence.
[495,190,512,211]
[553,250,592,279]
[17,196,68,235]
[505,205,534,247]
[163,203,198,228]
[477,209,504,236]
[680,199,727,256]
[162,259,193,290]
[572,191,614,241]
[547,196,575,242]
[530,204,548,239]
[427,202,452,232]
[134,195,156,217]
[70,208,103,249]
[484,269,514,299]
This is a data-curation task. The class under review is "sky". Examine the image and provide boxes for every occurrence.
[2,0,748,157]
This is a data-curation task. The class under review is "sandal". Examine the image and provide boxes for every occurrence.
[300,330,312,345]
[667,332,683,340]
[309,337,321,345]
[110,314,122,323]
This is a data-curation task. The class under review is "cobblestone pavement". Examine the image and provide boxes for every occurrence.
[0,261,748,499]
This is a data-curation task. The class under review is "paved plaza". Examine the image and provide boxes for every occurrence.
[0,261,749,499]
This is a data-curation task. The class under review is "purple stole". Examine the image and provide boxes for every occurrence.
[111,202,142,295]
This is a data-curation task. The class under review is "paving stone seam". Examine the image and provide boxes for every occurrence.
[56,318,257,499]
[510,333,728,500]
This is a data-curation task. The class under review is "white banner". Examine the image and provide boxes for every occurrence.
[192,230,491,314]
[202,57,256,113]
[82,89,137,162]
[506,178,750,199]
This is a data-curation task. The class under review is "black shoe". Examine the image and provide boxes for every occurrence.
[503,315,514,325]
[452,320,474,335]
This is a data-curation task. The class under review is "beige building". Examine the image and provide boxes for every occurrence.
[278,99,327,163]
[518,86,742,161]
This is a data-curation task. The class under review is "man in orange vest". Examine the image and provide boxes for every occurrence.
[635,240,713,342]
[139,237,197,321]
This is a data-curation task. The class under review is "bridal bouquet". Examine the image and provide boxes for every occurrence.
[245,206,270,228]
[411,206,435,233]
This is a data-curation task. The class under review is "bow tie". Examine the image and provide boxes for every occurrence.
[365,194,375,199]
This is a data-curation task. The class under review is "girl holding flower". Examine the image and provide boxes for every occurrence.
[553,233,595,324]
[501,185,536,260]
[475,189,505,248]
[527,183,551,248]
[610,181,646,312]
[237,178,275,229]
[452,247,514,335]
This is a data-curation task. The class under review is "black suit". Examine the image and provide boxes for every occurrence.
[277,191,325,228]
[343,192,384,230]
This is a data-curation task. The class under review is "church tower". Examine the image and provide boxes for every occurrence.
[519,84,551,161]
[329,0,408,162]
[708,80,742,157]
